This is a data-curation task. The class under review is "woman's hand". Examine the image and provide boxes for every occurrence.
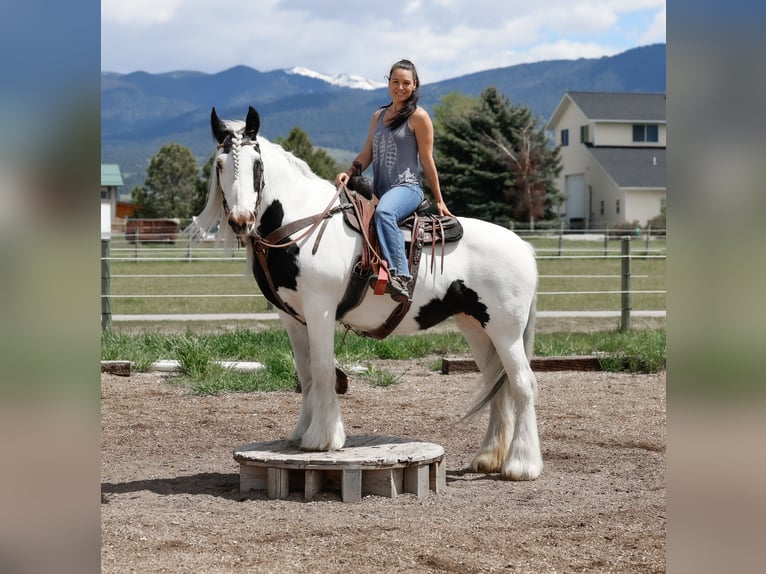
[434,200,454,217]
[335,172,350,186]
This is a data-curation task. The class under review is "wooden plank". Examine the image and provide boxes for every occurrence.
[532,356,603,371]
[441,355,607,374]
[101,360,132,376]
[430,457,447,494]
[240,465,267,492]
[267,467,289,499]
[440,357,478,374]
[363,468,403,498]
[341,469,362,503]
[404,465,430,499]
[304,469,324,500]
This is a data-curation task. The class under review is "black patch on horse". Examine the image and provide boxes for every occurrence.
[251,200,300,305]
[414,280,490,330]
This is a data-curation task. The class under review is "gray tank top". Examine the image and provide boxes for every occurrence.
[371,108,421,197]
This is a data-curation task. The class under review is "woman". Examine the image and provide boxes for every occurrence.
[336,59,453,303]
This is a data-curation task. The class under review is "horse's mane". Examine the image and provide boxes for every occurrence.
[259,137,328,186]
[185,119,328,251]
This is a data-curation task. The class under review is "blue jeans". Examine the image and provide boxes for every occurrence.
[374,184,424,278]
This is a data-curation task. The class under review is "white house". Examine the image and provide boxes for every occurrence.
[101,164,123,238]
[546,91,666,229]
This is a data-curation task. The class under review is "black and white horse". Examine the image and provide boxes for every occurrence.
[190,107,542,480]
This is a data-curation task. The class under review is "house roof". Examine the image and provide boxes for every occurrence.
[101,164,124,187]
[546,91,666,129]
[589,147,666,188]
[566,91,666,122]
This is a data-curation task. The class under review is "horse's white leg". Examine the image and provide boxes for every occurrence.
[495,338,542,481]
[298,305,346,451]
[280,315,313,444]
[455,316,513,474]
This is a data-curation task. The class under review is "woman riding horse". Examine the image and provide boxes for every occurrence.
[336,59,453,303]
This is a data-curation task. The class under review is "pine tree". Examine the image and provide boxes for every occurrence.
[136,143,201,219]
[276,127,341,181]
[434,88,563,225]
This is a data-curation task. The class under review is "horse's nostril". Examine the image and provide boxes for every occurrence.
[228,211,255,235]
[227,213,245,233]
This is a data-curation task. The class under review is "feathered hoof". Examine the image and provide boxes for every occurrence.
[299,427,346,452]
[468,452,504,474]
[501,458,543,481]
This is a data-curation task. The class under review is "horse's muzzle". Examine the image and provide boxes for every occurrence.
[227,210,255,237]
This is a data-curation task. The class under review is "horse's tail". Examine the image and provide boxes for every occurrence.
[523,293,537,360]
[461,291,537,422]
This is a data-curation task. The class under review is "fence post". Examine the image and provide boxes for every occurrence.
[620,236,631,332]
[557,222,563,256]
[644,224,651,257]
[603,228,609,257]
[101,238,112,331]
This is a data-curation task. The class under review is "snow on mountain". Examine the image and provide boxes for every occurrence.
[286,66,386,90]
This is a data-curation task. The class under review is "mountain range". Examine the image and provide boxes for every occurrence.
[102,43,666,192]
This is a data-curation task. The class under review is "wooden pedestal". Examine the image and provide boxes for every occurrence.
[234,435,446,503]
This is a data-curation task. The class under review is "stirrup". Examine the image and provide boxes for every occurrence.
[368,274,411,303]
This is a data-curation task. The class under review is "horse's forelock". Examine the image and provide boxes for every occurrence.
[219,119,246,137]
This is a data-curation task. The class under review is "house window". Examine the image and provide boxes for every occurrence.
[561,129,569,146]
[600,200,604,215]
[580,125,589,143]
[633,124,659,142]
[101,189,109,199]
[616,199,621,214]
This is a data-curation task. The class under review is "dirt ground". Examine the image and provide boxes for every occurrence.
[101,360,665,573]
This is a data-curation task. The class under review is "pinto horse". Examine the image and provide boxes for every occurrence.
[189,106,542,480]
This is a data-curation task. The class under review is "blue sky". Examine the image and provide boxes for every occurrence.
[101,0,665,84]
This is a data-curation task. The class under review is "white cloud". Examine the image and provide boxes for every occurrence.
[100,0,666,81]
[640,7,666,44]
[102,0,185,25]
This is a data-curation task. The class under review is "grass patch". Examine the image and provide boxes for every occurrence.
[102,326,665,395]
[535,328,666,372]
[354,364,404,387]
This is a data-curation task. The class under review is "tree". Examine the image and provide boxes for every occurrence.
[192,153,215,217]
[433,88,563,224]
[276,127,341,181]
[134,143,200,218]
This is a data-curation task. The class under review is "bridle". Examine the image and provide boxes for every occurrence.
[217,133,345,325]
[215,135,264,223]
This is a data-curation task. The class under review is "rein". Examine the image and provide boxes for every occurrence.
[252,182,345,252]
[249,182,347,325]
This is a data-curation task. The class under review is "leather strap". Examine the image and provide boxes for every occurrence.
[250,184,345,325]
[361,219,425,340]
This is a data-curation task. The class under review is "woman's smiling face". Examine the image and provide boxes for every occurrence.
[388,67,416,105]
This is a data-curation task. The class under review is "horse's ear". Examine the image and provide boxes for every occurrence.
[245,106,260,139]
[211,107,227,144]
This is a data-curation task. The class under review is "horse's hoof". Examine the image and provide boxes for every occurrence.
[468,453,503,474]
[501,459,543,481]
[335,367,348,394]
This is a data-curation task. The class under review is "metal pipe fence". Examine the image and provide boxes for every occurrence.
[101,232,666,331]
